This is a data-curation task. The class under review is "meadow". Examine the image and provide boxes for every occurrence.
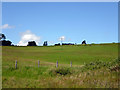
[2,43,120,88]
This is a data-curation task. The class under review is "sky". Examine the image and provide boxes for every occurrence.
[1,2,118,46]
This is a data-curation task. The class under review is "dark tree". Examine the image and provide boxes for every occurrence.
[55,43,60,46]
[27,41,37,46]
[0,40,12,46]
[82,40,86,45]
[43,41,48,46]
[62,43,74,45]
[0,33,6,40]
[0,33,13,46]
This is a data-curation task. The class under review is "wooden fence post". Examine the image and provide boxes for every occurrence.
[70,61,72,67]
[56,61,58,67]
[38,60,40,67]
[15,60,17,69]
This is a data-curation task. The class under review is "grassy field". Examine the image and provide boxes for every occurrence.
[2,43,120,88]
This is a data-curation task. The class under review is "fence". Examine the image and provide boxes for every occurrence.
[15,60,73,69]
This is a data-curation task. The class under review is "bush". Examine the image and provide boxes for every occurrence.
[82,60,104,71]
[108,58,120,72]
[81,58,120,72]
[49,67,72,76]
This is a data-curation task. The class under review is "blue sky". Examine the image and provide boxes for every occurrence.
[2,2,118,46]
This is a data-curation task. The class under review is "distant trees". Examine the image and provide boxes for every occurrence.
[62,43,74,45]
[54,43,74,46]
[1,40,12,46]
[82,40,86,45]
[0,33,6,40]
[0,33,13,46]
[27,41,37,46]
[43,41,48,46]
[0,33,88,47]
[55,43,60,46]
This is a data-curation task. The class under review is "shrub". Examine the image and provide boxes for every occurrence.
[81,58,120,72]
[49,67,72,76]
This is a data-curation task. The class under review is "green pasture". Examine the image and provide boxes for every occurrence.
[2,43,118,66]
[2,43,119,88]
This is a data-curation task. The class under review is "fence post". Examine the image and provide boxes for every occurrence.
[70,61,72,67]
[38,60,40,67]
[56,60,58,67]
[15,60,17,69]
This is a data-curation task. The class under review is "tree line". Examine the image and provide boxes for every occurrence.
[0,33,86,46]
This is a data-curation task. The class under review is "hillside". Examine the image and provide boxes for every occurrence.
[2,43,119,88]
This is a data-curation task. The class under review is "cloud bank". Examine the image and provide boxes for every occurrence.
[17,30,40,46]
[0,24,15,29]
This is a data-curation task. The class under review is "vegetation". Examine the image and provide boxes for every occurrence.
[2,43,119,88]
[0,33,6,40]
[49,67,72,76]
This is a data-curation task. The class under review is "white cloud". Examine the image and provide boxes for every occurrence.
[47,41,55,45]
[17,30,40,46]
[0,24,15,29]
[59,36,65,41]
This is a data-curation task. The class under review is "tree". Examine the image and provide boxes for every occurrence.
[0,33,6,40]
[43,41,48,46]
[1,40,12,46]
[82,40,86,45]
[0,33,13,46]
[27,41,37,46]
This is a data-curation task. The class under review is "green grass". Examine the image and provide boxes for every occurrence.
[2,43,119,88]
